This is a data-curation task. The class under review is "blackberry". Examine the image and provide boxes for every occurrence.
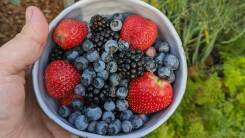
[90,15,110,32]
[115,49,146,79]
[85,84,111,106]
[89,15,119,53]
[50,45,65,62]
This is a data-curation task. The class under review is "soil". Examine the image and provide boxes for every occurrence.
[0,0,64,46]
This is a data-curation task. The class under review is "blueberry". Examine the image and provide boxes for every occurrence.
[104,100,116,111]
[65,50,79,62]
[74,84,86,96]
[164,54,179,70]
[145,58,157,72]
[87,121,97,133]
[96,121,108,135]
[121,120,133,133]
[119,110,133,121]
[85,68,97,78]
[74,56,88,70]
[74,115,88,130]
[82,39,94,51]
[119,79,129,88]
[108,121,121,135]
[101,52,112,63]
[86,51,99,62]
[130,115,144,129]
[102,111,115,123]
[138,114,148,122]
[168,70,175,83]
[58,105,70,118]
[114,119,121,128]
[116,87,128,99]
[116,99,128,111]
[118,40,129,51]
[68,111,81,125]
[154,41,170,53]
[104,40,118,54]
[85,106,102,121]
[155,53,166,65]
[71,99,83,110]
[107,61,118,73]
[81,72,93,86]
[111,13,124,21]
[157,67,171,79]
[97,70,109,80]
[109,73,121,86]
[110,19,122,31]
[93,60,106,72]
[93,77,104,89]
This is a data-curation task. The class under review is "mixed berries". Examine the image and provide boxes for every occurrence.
[46,13,179,135]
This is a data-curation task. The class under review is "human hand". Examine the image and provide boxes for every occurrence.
[0,6,77,138]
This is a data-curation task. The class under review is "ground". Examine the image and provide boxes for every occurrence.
[0,0,63,45]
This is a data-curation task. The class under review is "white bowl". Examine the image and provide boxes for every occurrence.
[32,0,187,137]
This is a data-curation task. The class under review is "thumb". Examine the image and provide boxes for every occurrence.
[0,6,48,75]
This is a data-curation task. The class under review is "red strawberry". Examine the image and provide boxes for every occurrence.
[59,93,84,106]
[53,18,88,49]
[45,60,80,98]
[120,15,158,51]
[128,72,173,114]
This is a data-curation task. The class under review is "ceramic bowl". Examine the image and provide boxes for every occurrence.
[32,0,187,137]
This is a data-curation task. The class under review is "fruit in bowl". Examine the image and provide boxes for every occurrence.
[44,12,179,136]
[32,0,187,137]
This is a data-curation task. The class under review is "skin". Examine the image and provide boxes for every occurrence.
[0,6,77,138]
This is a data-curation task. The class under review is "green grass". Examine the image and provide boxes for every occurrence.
[145,0,245,137]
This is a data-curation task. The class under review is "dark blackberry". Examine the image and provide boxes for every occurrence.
[89,15,119,53]
[50,45,65,62]
[90,15,110,32]
[115,49,146,79]
[85,84,111,106]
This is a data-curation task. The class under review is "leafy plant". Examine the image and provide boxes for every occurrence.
[146,62,245,137]
[144,0,245,138]
[145,0,244,66]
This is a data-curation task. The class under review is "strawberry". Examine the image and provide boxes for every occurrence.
[59,93,84,106]
[120,15,158,51]
[53,18,88,49]
[128,72,173,114]
[45,60,80,98]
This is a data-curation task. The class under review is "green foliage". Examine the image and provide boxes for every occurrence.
[146,64,245,137]
[223,56,245,96]
[143,1,245,137]
[145,0,244,66]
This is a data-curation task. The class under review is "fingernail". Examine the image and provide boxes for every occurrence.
[26,7,34,23]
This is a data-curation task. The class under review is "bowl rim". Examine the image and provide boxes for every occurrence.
[32,0,187,137]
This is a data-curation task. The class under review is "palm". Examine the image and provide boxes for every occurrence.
[0,6,76,138]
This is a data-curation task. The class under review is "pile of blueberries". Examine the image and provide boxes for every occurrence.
[55,13,179,136]
[58,39,148,135]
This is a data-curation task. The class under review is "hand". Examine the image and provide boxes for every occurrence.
[0,6,77,138]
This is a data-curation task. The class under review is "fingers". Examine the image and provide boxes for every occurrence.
[0,6,48,75]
